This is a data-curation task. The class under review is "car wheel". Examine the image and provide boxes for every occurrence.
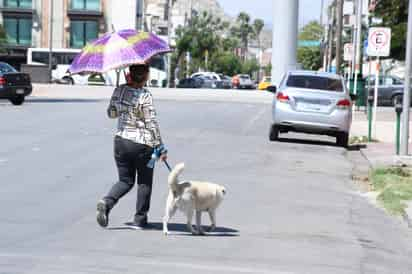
[10,95,25,106]
[336,132,349,148]
[392,95,402,107]
[269,125,280,141]
[63,77,74,85]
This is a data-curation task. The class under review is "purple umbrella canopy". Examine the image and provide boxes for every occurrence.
[69,30,172,74]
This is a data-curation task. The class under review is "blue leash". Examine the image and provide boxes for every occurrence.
[163,160,172,172]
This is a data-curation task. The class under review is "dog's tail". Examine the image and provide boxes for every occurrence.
[168,162,185,191]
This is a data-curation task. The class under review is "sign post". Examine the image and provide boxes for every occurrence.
[367,27,392,139]
[344,43,353,81]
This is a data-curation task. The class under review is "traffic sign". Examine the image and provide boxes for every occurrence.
[344,43,354,62]
[367,27,391,57]
[298,40,321,47]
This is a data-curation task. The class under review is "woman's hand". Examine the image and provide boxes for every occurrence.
[160,153,168,161]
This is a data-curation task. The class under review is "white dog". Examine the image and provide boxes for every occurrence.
[162,163,226,235]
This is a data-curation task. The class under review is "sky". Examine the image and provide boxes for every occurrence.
[217,0,333,28]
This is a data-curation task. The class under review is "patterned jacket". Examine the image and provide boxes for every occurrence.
[107,85,162,148]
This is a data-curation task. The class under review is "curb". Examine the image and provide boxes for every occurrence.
[351,148,412,229]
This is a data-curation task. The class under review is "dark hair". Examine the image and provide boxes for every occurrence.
[129,64,149,84]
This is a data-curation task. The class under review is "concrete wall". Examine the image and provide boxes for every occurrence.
[32,0,42,48]
[110,0,137,31]
[52,0,64,48]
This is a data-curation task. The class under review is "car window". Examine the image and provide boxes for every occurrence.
[384,77,394,86]
[0,63,17,74]
[240,75,250,79]
[393,77,403,85]
[286,75,343,92]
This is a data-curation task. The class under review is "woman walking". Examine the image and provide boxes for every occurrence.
[96,63,167,229]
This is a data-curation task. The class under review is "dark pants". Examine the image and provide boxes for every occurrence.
[104,136,154,225]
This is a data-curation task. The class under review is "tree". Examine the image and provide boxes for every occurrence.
[374,0,408,60]
[172,11,231,78]
[253,19,265,80]
[210,52,242,76]
[298,48,322,70]
[241,58,259,77]
[253,18,264,47]
[297,21,324,70]
[231,12,255,61]
[0,24,6,53]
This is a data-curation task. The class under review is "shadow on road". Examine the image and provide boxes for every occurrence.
[277,137,337,147]
[276,137,367,151]
[26,98,103,103]
[108,222,240,237]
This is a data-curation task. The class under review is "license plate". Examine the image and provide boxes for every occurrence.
[298,103,323,112]
[16,89,24,94]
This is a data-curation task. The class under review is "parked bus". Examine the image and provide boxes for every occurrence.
[27,48,167,87]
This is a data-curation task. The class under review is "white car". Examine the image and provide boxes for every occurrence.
[269,70,354,147]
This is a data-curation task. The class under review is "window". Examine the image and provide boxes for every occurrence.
[3,17,32,45]
[384,77,394,86]
[286,75,343,92]
[149,55,165,71]
[4,0,32,8]
[392,77,403,85]
[71,0,100,11]
[0,62,17,74]
[32,52,78,65]
[70,20,98,48]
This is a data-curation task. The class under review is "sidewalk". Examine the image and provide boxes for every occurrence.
[351,108,412,167]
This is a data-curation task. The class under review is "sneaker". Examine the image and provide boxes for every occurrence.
[96,200,109,228]
[124,221,144,230]
[124,221,153,230]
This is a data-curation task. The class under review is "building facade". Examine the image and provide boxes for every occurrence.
[0,0,144,66]
[0,0,230,67]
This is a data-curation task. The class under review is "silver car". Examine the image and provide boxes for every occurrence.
[269,70,354,147]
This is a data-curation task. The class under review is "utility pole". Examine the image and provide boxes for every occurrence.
[327,3,335,73]
[48,0,54,83]
[335,0,343,74]
[166,0,172,87]
[400,0,412,155]
[321,0,327,71]
[323,24,329,71]
[353,0,363,95]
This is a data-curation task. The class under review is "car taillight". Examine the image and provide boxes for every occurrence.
[276,92,290,103]
[337,99,351,109]
[0,77,6,85]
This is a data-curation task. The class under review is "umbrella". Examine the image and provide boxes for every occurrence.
[69,30,172,74]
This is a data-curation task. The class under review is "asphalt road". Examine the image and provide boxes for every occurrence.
[1,90,412,274]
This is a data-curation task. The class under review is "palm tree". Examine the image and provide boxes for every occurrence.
[253,19,264,80]
[0,24,6,53]
[232,12,255,61]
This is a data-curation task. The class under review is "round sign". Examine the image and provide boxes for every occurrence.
[370,30,390,50]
